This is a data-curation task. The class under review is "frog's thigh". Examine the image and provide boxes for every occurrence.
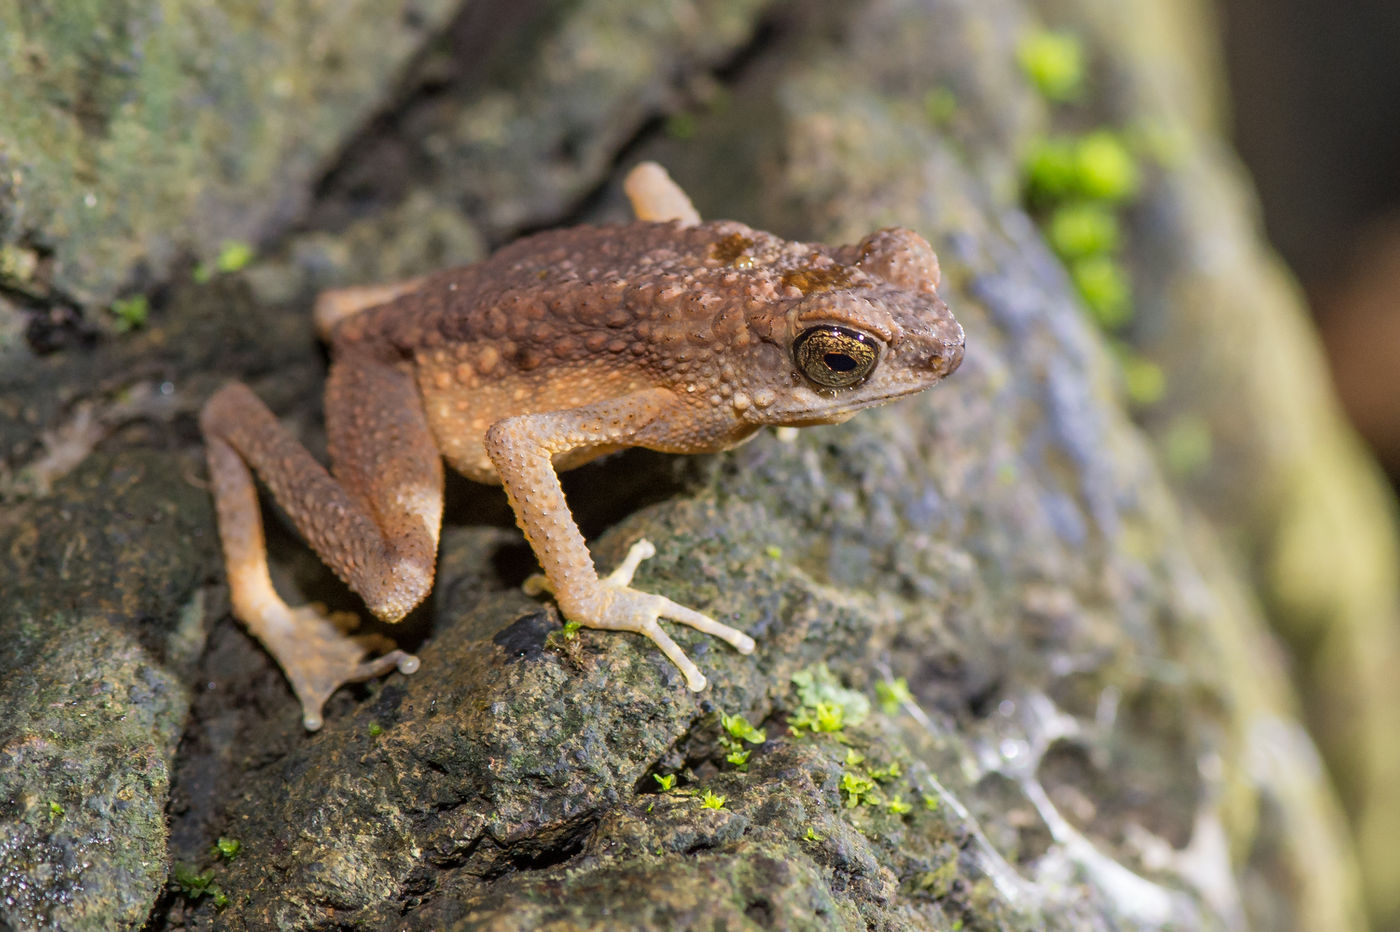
[623,162,701,225]
[322,353,445,615]
[313,275,427,340]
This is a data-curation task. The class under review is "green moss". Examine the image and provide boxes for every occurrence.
[110,295,149,333]
[214,837,241,860]
[791,664,870,726]
[916,858,960,898]
[700,789,726,810]
[653,772,677,792]
[1017,31,1084,102]
[1047,203,1120,259]
[1024,132,1141,206]
[193,240,256,283]
[216,240,255,273]
[1070,255,1132,329]
[1074,131,1140,202]
[1120,351,1166,406]
[1023,138,1080,206]
[874,677,912,714]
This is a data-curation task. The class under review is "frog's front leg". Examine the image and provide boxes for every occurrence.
[200,351,443,729]
[484,391,755,690]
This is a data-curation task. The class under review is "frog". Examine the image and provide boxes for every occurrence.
[200,162,964,730]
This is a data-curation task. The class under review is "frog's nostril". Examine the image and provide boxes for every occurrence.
[940,337,965,376]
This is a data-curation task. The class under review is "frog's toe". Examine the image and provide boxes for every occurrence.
[262,606,419,731]
[588,585,755,691]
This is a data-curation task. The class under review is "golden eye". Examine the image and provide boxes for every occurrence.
[792,325,879,388]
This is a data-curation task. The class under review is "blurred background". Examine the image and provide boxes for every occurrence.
[1220,0,1400,486]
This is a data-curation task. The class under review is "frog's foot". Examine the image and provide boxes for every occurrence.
[254,604,419,731]
[623,162,701,226]
[559,538,756,691]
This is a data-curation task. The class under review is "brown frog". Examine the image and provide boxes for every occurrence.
[200,163,964,730]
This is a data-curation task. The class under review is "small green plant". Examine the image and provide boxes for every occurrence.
[111,295,149,332]
[922,793,941,811]
[840,772,876,808]
[1071,255,1132,329]
[194,239,256,282]
[874,677,913,715]
[764,545,783,560]
[1024,133,1140,207]
[1017,30,1084,102]
[844,748,866,768]
[1119,351,1166,406]
[1073,131,1140,202]
[214,837,241,860]
[868,761,902,782]
[561,620,582,639]
[717,710,766,769]
[1047,203,1120,260]
[788,702,832,734]
[791,664,870,728]
[885,796,913,815]
[48,801,64,818]
[700,789,726,810]
[172,865,228,909]
[1023,138,1079,206]
[217,240,255,273]
[368,722,383,738]
[653,773,677,792]
[720,712,766,745]
[804,826,824,842]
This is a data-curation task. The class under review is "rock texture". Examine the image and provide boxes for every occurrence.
[0,0,1394,930]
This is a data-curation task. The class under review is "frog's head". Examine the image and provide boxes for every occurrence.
[740,227,964,427]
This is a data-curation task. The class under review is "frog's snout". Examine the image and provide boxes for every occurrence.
[938,321,965,378]
[914,316,964,380]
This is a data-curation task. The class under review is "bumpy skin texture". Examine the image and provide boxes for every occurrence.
[200,164,964,730]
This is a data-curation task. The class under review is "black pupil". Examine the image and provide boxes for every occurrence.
[825,352,857,372]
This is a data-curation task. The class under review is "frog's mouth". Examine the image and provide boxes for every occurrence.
[763,383,935,426]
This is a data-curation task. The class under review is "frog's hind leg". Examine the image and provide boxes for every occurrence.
[313,275,427,341]
[200,356,442,730]
[623,162,701,226]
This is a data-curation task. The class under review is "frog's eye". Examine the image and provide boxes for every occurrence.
[792,325,879,388]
